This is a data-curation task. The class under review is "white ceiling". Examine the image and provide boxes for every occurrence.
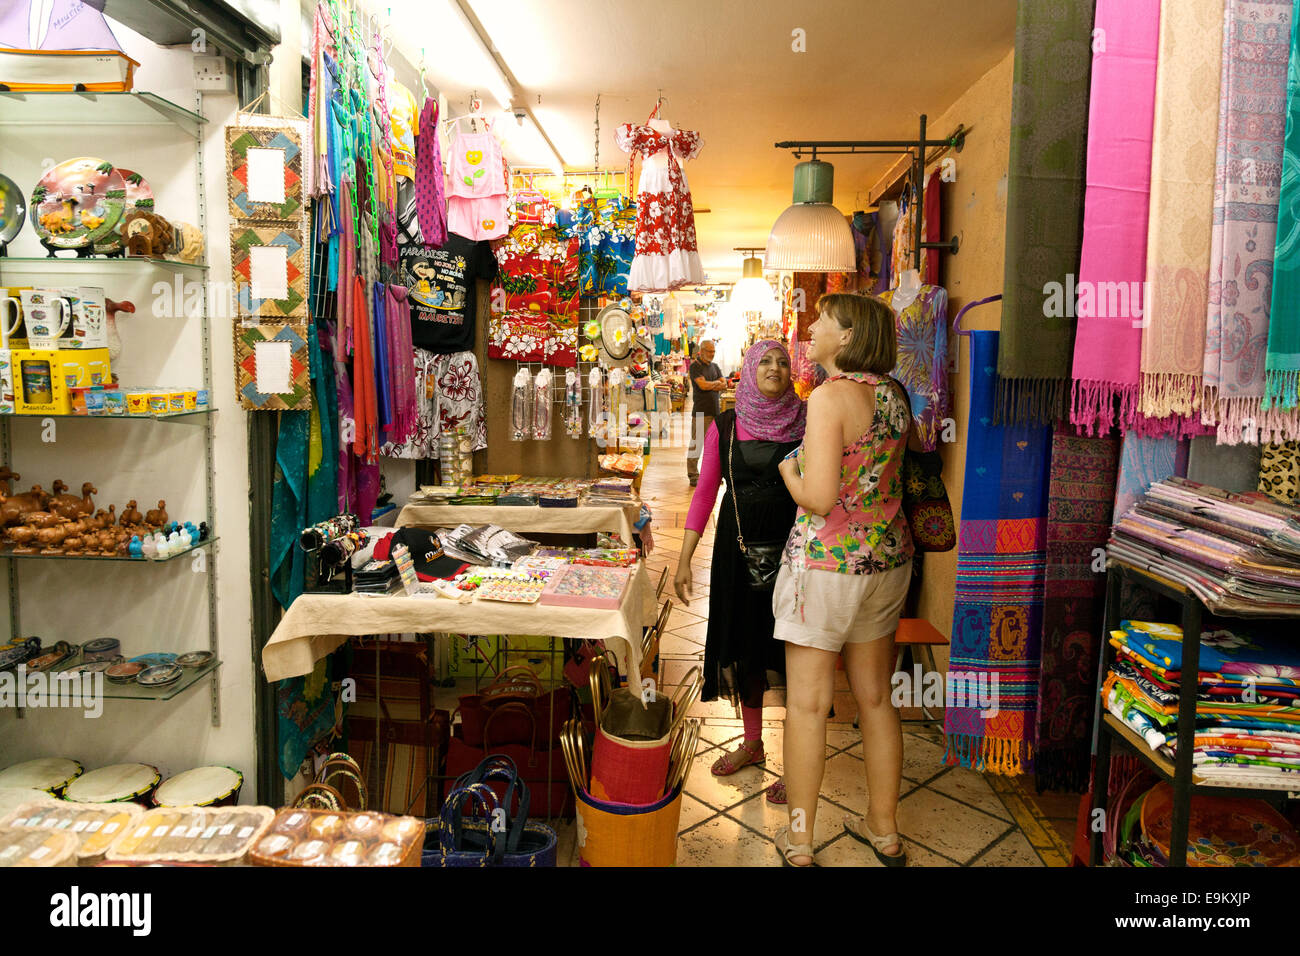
[383,0,1016,282]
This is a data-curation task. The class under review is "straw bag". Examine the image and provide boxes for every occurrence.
[445,702,574,817]
[575,783,684,867]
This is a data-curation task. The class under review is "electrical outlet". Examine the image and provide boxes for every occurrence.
[194,56,233,93]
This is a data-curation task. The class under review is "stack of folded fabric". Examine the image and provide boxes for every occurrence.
[437,524,537,568]
[1108,477,1300,614]
[1102,620,1300,788]
[582,476,638,508]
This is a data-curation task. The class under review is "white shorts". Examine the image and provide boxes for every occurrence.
[772,561,913,652]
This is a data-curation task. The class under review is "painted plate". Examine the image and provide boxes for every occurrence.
[597,303,634,361]
[0,173,27,250]
[176,650,214,669]
[136,663,183,687]
[1141,781,1300,867]
[95,167,153,254]
[30,157,126,250]
[128,652,177,667]
[105,660,144,682]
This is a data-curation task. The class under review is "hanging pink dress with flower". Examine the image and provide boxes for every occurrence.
[616,123,704,292]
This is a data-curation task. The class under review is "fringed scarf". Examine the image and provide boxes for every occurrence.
[1069,0,1160,436]
[1034,429,1120,792]
[1139,0,1226,431]
[1204,0,1296,444]
[1265,8,1300,412]
[946,331,1052,775]
[995,0,1096,426]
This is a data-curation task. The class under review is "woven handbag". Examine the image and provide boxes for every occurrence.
[432,757,558,867]
[902,449,955,552]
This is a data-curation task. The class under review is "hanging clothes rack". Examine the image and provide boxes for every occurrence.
[774,114,965,271]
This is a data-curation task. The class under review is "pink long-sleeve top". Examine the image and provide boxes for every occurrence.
[685,419,757,533]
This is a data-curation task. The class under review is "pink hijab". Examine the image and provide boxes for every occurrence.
[735,340,805,442]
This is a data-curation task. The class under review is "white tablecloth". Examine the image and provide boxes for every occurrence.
[395,503,640,543]
[262,564,654,682]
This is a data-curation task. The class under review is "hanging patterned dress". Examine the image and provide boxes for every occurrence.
[616,123,704,292]
[882,284,950,451]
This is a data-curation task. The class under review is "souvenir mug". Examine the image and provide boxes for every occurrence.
[0,294,22,348]
[61,286,108,350]
[18,289,70,350]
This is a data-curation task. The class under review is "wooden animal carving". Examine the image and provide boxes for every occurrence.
[49,481,96,519]
[120,499,142,526]
[145,499,167,527]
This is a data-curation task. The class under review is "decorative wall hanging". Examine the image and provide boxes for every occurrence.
[226,125,305,222]
[30,157,126,255]
[0,173,26,255]
[230,223,308,318]
[235,322,312,411]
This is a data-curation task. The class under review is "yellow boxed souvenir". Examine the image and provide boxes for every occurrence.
[11,349,69,415]
[57,348,111,389]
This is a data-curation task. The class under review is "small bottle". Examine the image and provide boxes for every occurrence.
[179,526,192,548]
[168,530,182,552]
[141,535,156,559]
[154,531,169,558]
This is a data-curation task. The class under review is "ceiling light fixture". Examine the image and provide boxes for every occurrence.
[444,0,514,111]
[765,157,855,273]
[729,247,777,315]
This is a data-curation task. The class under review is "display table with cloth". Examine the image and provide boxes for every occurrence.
[261,562,655,682]
[395,503,641,544]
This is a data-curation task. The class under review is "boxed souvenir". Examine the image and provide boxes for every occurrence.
[0,824,78,867]
[0,349,14,414]
[0,800,144,866]
[248,808,423,867]
[12,349,69,414]
[103,805,273,865]
[0,50,138,92]
[539,565,632,609]
[58,348,111,389]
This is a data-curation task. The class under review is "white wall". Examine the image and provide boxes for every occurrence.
[0,24,255,796]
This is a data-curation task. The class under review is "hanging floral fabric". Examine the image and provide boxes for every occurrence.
[489,224,580,365]
[882,285,950,451]
[616,121,704,292]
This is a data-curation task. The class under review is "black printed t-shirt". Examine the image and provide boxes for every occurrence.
[400,233,497,353]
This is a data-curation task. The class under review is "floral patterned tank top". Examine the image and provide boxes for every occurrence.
[782,372,914,575]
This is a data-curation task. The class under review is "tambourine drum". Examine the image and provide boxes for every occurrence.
[64,763,160,804]
[0,757,83,796]
[152,766,243,808]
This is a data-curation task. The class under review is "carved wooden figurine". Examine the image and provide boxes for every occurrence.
[145,500,167,528]
[120,499,142,526]
[49,481,96,519]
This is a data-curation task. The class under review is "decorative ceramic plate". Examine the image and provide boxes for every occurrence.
[136,663,183,687]
[1141,781,1300,867]
[81,637,121,661]
[30,158,126,250]
[105,660,144,683]
[0,173,27,251]
[176,650,214,668]
[128,652,177,667]
[95,168,152,254]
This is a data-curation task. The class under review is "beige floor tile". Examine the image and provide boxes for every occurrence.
[902,733,949,784]
[972,830,1045,867]
[661,658,705,685]
[815,831,957,867]
[659,634,705,656]
[726,793,845,849]
[676,814,778,867]
[696,723,744,748]
[826,727,863,752]
[668,620,710,643]
[678,793,718,832]
[926,767,1012,822]
[666,606,705,630]
[896,787,1011,864]
[810,750,870,811]
[688,697,738,720]
[685,748,778,810]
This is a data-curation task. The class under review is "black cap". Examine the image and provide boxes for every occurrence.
[391,527,466,581]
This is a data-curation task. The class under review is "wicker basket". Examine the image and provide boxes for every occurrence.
[103,805,273,866]
[249,807,423,867]
[0,799,145,866]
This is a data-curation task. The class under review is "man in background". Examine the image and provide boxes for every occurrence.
[687,339,725,485]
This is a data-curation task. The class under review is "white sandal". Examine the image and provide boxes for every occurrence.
[775,827,816,867]
[843,815,907,867]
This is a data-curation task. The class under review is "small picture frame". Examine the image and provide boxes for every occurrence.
[235,321,311,410]
[226,125,305,222]
[231,223,307,318]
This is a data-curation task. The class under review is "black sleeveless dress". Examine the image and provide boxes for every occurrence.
[701,410,800,707]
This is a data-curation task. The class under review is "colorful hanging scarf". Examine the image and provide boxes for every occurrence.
[384,284,417,445]
[414,97,447,248]
[883,285,949,451]
[1139,0,1225,430]
[995,0,1096,426]
[734,339,806,442]
[1070,0,1160,436]
[945,331,1052,775]
[1204,0,1295,443]
[1266,9,1300,411]
[1034,429,1120,792]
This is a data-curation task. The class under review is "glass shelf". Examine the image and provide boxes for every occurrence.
[0,256,208,275]
[0,535,216,562]
[2,409,215,426]
[0,91,207,137]
[45,659,221,702]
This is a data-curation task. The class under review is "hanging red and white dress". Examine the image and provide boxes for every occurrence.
[616,123,704,292]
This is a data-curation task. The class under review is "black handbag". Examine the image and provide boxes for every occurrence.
[728,425,785,590]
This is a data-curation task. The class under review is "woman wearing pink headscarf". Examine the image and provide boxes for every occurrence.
[675,340,805,789]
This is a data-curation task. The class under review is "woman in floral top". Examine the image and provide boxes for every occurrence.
[773,293,916,867]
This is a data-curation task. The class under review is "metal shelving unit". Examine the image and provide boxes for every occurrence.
[0,90,220,725]
[1088,559,1297,866]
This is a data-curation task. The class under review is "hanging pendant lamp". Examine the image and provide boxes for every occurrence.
[765,159,855,272]
[729,248,777,315]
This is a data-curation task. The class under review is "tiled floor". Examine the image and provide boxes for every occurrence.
[557,432,1075,866]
